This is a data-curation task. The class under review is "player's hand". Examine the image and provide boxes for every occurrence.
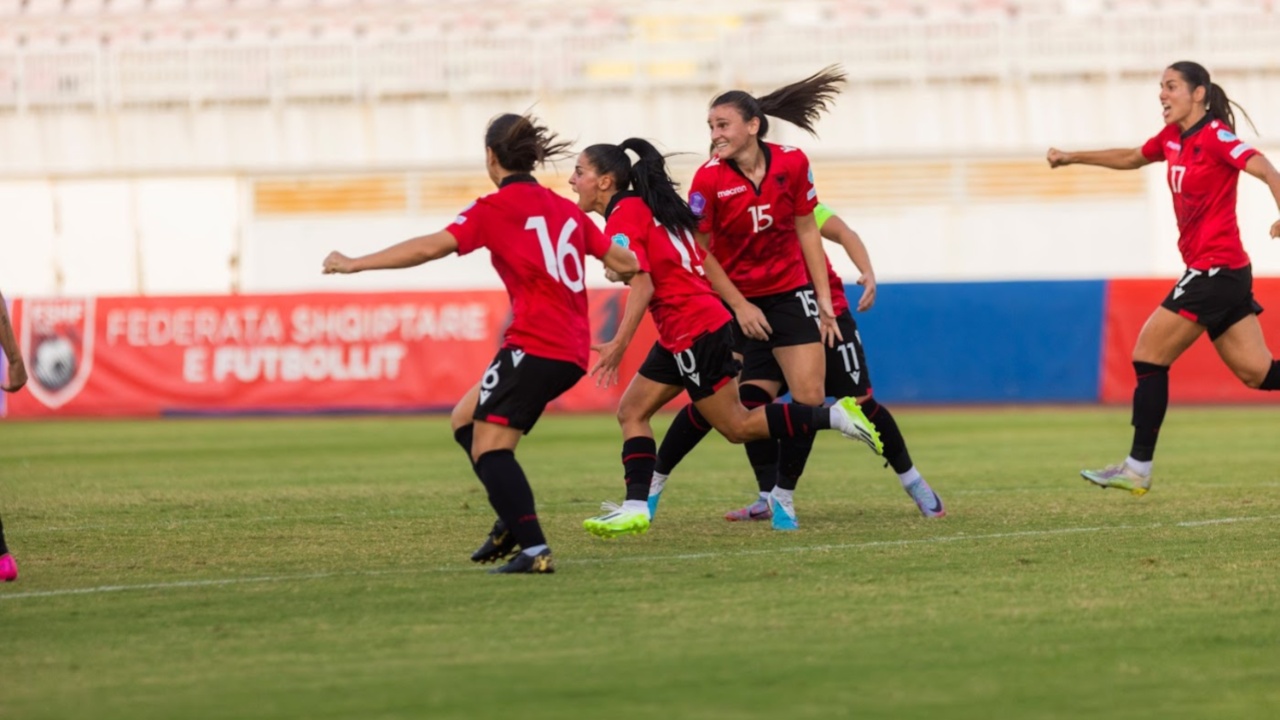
[818,299,843,348]
[2,357,26,393]
[1269,219,1280,239]
[322,251,358,274]
[603,268,633,285]
[855,272,877,312]
[1046,148,1070,169]
[589,339,626,388]
[733,302,771,341]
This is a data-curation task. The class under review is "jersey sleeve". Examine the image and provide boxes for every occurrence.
[604,198,653,273]
[1204,122,1260,170]
[447,197,489,256]
[792,150,819,216]
[688,164,715,235]
[1140,126,1171,163]
[580,209,612,261]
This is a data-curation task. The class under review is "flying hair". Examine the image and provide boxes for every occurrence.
[581,138,699,236]
[484,113,574,173]
[710,64,847,139]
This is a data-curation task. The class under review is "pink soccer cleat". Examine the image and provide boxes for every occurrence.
[0,553,17,582]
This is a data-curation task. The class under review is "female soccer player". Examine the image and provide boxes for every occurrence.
[1047,61,1280,494]
[0,288,28,582]
[323,113,640,573]
[682,65,874,528]
[646,204,945,522]
[567,138,881,536]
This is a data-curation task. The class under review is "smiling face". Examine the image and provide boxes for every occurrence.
[568,152,612,215]
[1159,67,1206,130]
[707,104,759,163]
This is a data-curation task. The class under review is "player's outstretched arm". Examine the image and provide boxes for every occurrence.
[821,214,877,312]
[322,230,460,275]
[1244,154,1280,240]
[0,290,27,393]
[1047,147,1149,171]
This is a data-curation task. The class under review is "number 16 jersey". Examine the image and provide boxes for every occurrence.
[448,174,611,370]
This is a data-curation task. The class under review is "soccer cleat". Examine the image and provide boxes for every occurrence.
[489,548,555,574]
[831,397,884,455]
[647,474,667,520]
[470,518,518,564]
[1081,462,1153,496]
[724,499,772,522]
[0,553,16,582]
[768,494,798,531]
[583,508,650,539]
[904,478,946,518]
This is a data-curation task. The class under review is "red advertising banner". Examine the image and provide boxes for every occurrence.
[1100,277,1280,403]
[5,290,657,418]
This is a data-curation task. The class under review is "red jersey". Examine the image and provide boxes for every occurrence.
[448,175,611,369]
[688,142,820,298]
[1141,118,1260,270]
[605,194,731,353]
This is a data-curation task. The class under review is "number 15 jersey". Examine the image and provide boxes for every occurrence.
[448,174,611,370]
[687,142,820,298]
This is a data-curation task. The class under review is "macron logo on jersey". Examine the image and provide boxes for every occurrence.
[717,185,748,199]
[1166,141,1182,152]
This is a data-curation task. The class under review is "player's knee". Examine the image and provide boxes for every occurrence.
[1236,363,1269,389]
[718,420,753,445]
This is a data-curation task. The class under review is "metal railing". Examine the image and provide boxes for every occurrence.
[2,10,1278,110]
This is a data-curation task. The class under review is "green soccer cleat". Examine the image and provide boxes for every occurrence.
[1081,462,1152,496]
[583,507,651,539]
[831,397,884,455]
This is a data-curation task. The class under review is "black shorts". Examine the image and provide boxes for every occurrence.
[472,348,584,433]
[637,322,741,401]
[1161,265,1263,340]
[754,309,874,398]
[739,284,823,384]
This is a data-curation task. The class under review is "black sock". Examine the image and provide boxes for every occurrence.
[740,385,779,494]
[1261,360,1280,390]
[622,436,657,503]
[763,403,829,437]
[1130,361,1169,462]
[745,439,779,494]
[474,450,546,550]
[861,398,914,474]
[0,513,7,555]
[655,404,713,475]
[453,424,481,480]
[770,402,822,491]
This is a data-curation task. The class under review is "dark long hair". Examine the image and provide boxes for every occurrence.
[484,113,574,173]
[1168,61,1256,134]
[581,138,699,236]
[710,65,846,139]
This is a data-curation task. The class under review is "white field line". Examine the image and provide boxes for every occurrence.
[2,513,1277,602]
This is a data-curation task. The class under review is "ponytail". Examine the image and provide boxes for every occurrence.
[1168,61,1257,135]
[710,64,846,139]
[484,112,574,173]
[581,139,699,235]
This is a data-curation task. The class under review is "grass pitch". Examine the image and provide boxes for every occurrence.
[2,406,1279,719]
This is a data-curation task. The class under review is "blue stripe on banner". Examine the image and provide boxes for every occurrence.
[851,280,1106,403]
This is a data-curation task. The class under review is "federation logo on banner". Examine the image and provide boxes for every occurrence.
[21,297,96,409]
